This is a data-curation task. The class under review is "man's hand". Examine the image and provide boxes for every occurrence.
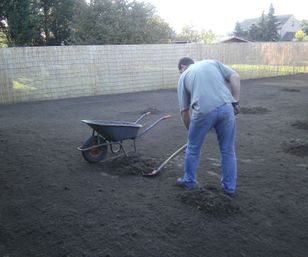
[181,109,191,130]
[232,102,239,115]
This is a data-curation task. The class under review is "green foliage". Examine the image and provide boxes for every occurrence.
[0,0,43,46]
[177,24,199,42]
[233,21,247,38]
[0,0,175,46]
[294,30,308,41]
[70,0,175,45]
[0,0,78,46]
[247,24,260,41]
[301,20,308,34]
[177,24,220,44]
[0,31,8,47]
[145,15,175,43]
[247,5,279,42]
[264,4,280,41]
[248,12,267,41]
[39,0,77,45]
[199,30,220,44]
[234,4,280,42]
[230,64,308,79]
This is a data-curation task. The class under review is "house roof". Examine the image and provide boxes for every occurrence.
[240,14,293,31]
[219,36,252,43]
[280,32,296,41]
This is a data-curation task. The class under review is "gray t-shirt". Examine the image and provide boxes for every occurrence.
[177,59,236,117]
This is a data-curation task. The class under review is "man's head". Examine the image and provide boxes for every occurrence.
[178,57,194,74]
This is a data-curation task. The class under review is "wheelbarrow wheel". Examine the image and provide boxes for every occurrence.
[81,136,108,163]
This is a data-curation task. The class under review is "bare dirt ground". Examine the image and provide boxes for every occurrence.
[1,74,308,257]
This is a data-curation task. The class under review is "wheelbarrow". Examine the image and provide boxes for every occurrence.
[77,112,171,163]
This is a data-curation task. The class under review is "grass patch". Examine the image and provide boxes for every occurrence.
[230,64,308,78]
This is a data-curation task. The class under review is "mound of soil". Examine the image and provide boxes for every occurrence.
[282,87,301,92]
[291,120,308,130]
[283,138,308,157]
[179,185,241,217]
[284,143,308,157]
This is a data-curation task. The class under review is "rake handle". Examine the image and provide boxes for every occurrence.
[154,143,187,173]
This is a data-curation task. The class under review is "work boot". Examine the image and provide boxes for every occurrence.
[175,178,198,189]
[221,189,236,198]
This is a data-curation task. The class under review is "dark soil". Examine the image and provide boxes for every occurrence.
[240,106,270,114]
[103,154,159,176]
[291,120,308,130]
[282,87,301,92]
[1,74,308,257]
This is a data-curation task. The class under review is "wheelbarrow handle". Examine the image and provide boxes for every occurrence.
[163,114,172,119]
[137,114,172,138]
[134,112,151,124]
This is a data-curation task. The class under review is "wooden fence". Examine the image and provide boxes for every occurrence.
[0,42,307,104]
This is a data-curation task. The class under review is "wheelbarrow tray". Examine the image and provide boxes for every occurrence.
[81,120,142,142]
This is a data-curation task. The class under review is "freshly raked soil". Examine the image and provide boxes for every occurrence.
[1,74,308,257]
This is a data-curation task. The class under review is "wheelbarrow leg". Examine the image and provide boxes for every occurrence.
[133,140,137,152]
[119,142,129,157]
[119,139,138,157]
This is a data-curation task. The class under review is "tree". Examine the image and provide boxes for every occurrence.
[176,24,219,44]
[177,24,199,42]
[233,4,280,42]
[248,24,261,41]
[0,0,42,46]
[0,0,175,46]
[0,4,9,47]
[69,1,97,44]
[301,20,308,34]
[71,0,175,45]
[0,0,80,46]
[248,11,267,41]
[198,29,220,44]
[264,3,279,41]
[39,0,77,45]
[233,21,247,38]
[144,15,175,43]
[0,31,8,47]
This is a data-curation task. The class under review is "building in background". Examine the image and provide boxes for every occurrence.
[219,36,252,43]
[240,15,301,41]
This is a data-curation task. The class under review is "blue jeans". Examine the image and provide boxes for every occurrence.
[183,104,237,192]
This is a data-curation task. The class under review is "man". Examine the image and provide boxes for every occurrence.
[176,57,240,197]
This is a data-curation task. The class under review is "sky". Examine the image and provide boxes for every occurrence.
[142,0,307,36]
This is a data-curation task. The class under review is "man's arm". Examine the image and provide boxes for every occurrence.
[181,109,190,130]
[229,72,241,102]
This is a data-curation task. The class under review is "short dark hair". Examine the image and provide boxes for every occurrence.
[178,57,194,70]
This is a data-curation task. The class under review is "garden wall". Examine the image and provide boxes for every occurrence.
[0,42,307,104]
